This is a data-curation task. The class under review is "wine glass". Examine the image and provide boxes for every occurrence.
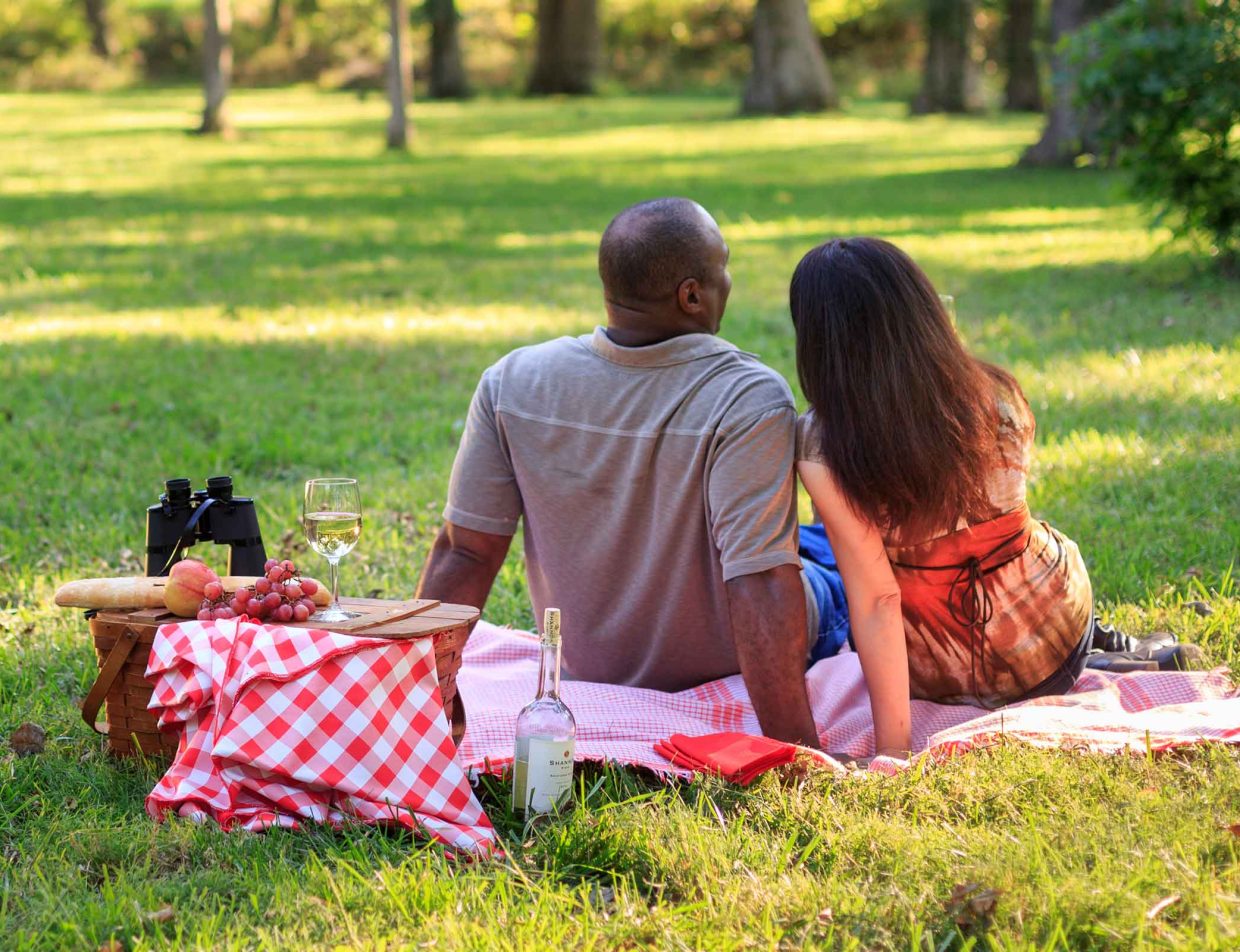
[303,477,362,623]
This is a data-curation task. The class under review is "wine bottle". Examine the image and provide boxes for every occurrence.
[512,607,577,815]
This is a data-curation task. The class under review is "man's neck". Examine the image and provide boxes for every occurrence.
[604,301,712,348]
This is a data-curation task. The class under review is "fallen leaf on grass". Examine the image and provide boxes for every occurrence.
[97,941,124,952]
[1228,823,1240,837]
[817,908,833,924]
[1146,894,1180,921]
[9,722,45,756]
[143,906,175,925]
[945,883,1000,929]
[1185,600,1213,617]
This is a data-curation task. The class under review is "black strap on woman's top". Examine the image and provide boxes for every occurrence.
[890,524,1032,700]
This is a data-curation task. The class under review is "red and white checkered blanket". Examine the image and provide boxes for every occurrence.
[457,622,1240,775]
[145,619,497,855]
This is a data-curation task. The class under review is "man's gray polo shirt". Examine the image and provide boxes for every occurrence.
[444,326,805,691]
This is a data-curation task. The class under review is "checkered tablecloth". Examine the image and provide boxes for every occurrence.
[457,621,1240,777]
[145,618,497,855]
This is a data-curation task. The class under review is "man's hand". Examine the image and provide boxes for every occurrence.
[724,564,819,747]
[416,521,513,626]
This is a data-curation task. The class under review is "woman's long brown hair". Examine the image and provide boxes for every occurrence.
[790,237,1016,541]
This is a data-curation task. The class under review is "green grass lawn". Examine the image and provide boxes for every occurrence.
[1,88,1237,950]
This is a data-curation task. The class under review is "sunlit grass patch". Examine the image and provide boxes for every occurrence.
[0,304,587,346]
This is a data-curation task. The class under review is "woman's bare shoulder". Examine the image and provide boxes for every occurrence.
[796,409,828,463]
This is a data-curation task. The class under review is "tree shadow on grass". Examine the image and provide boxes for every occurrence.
[1,148,1109,225]
[7,157,1234,365]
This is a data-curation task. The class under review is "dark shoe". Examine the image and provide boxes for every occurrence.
[1085,639,1204,673]
[1084,653,1158,673]
[1149,642,1205,671]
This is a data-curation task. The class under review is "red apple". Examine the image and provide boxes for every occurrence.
[164,559,221,617]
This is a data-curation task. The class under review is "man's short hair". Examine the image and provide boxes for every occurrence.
[598,198,717,303]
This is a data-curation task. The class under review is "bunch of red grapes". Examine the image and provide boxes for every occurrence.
[196,558,320,623]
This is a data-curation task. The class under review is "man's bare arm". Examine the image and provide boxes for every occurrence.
[725,564,819,747]
[415,521,513,625]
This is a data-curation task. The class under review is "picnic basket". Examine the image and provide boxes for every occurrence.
[81,597,478,759]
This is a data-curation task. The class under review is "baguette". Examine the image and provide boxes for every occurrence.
[54,577,165,609]
[54,576,333,611]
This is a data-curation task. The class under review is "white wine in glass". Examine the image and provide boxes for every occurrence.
[304,477,362,623]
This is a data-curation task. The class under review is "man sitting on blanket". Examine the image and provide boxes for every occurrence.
[417,198,847,747]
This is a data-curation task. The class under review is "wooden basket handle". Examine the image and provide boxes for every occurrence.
[81,626,140,735]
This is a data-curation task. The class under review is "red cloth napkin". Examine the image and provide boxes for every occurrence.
[654,732,817,785]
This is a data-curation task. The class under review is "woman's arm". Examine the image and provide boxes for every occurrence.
[798,460,912,757]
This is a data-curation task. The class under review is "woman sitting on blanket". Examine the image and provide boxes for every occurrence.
[789,237,1195,759]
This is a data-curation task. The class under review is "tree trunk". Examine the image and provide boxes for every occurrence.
[386,0,411,149]
[1003,0,1043,111]
[263,0,294,43]
[1020,0,1117,165]
[913,0,978,114]
[742,0,838,114]
[427,0,470,99]
[198,0,233,135]
[527,0,599,95]
[82,0,115,59]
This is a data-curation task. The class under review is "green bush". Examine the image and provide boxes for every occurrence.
[0,0,90,83]
[133,4,198,80]
[11,47,138,92]
[602,1,749,92]
[1071,0,1240,271]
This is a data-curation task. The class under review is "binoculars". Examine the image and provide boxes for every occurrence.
[145,476,268,577]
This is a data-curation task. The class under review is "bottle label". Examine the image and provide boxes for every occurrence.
[519,737,575,814]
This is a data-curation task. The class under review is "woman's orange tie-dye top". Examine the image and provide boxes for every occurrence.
[797,381,1093,708]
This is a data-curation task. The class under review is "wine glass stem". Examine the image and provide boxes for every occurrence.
[328,557,341,610]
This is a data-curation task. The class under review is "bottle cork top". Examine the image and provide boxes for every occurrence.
[541,607,561,646]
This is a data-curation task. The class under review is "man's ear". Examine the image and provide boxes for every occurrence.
[677,277,703,314]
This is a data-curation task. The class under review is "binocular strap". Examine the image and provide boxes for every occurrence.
[156,496,220,576]
[82,626,140,736]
